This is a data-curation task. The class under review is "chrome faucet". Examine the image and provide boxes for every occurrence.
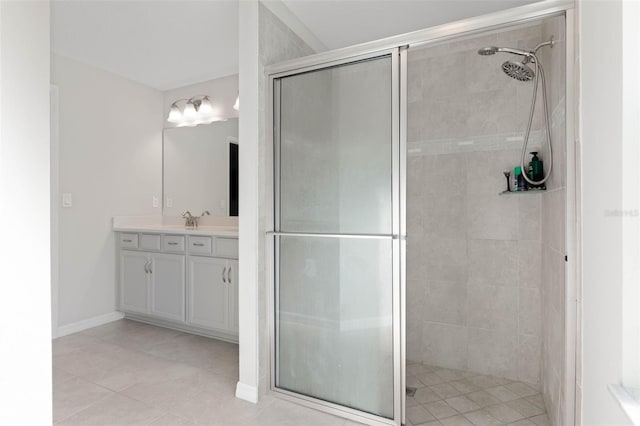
[182,211,196,227]
[192,210,210,228]
[182,210,210,228]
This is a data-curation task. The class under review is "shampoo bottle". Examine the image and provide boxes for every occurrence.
[528,151,543,182]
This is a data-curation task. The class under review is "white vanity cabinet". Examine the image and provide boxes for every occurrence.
[188,257,239,332]
[150,253,185,322]
[116,230,238,342]
[188,257,229,330]
[120,250,151,314]
[119,250,185,322]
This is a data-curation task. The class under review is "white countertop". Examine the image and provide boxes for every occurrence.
[113,216,238,237]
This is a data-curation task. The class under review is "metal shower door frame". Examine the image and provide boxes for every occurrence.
[265,1,577,425]
[268,47,404,426]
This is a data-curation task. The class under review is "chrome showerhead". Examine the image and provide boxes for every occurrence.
[501,60,535,82]
[477,46,498,56]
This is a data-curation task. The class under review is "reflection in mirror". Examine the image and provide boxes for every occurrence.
[163,118,238,217]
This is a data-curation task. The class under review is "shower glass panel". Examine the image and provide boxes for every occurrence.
[278,57,393,235]
[274,53,398,421]
[277,236,394,416]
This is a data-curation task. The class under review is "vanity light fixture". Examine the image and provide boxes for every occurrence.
[167,95,225,127]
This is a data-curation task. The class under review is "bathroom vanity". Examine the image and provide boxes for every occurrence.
[112,118,240,342]
[114,223,239,342]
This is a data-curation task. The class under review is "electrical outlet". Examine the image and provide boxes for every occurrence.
[152,196,159,208]
[166,197,173,208]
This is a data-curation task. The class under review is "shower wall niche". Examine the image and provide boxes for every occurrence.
[406,17,566,424]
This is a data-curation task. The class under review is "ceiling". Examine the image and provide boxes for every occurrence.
[51,1,239,91]
[51,0,540,91]
[282,0,541,50]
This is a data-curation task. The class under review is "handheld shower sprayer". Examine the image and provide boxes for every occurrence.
[477,36,555,186]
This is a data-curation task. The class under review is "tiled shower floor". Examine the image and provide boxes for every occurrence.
[405,362,550,426]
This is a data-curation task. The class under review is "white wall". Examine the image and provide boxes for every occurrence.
[237,0,260,403]
[51,54,163,329]
[0,1,52,423]
[163,74,238,129]
[621,0,640,392]
[579,1,632,425]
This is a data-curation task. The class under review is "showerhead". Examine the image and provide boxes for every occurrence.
[477,46,498,56]
[501,60,535,82]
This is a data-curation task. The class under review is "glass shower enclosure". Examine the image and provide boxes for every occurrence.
[269,49,404,425]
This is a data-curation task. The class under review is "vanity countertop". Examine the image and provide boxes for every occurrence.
[113,216,238,237]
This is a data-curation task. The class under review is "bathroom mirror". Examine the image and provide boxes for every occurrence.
[163,118,238,217]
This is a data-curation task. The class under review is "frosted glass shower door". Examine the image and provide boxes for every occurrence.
[272,52,400,424]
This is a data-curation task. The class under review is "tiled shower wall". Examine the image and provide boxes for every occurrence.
[539,16,567,426]
[406,22,565,390]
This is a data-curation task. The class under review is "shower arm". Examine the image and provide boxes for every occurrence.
[533,36,555,54]
[495,46,535,58]
[495,37,554,61]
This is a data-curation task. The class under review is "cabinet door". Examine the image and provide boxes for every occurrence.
[120,251,149,314]
[150,253,185,322]
[227,259,239,334]
[187,256,229,331]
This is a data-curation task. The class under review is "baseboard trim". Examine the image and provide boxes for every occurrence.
[54,311,125,339]
[236,381,258,403]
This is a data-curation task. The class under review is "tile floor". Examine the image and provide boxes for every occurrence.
[405,361,551,426]
[52,319,356,425]
[53,319,551,426]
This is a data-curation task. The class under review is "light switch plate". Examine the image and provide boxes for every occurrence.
[62,193,73,208]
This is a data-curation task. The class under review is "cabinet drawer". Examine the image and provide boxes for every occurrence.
[215,238,238,258]
[140,234,161,251]
[163,235,185,252]
[119,233,139,249]
[188,236,212,255]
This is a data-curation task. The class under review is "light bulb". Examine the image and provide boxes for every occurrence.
[183,101,197,124]
[167,104,182,123]
[199,96,214,118]
[233,95,239,111]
